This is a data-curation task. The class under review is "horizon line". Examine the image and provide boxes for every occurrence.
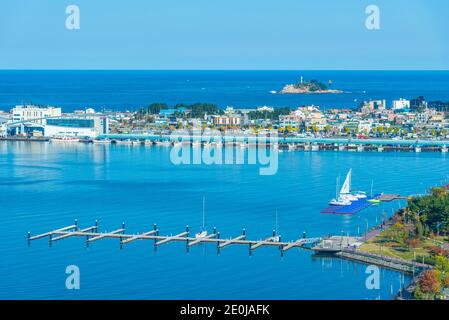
[0,68,449,72]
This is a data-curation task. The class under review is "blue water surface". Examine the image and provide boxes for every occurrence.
[2,142,448,299]
[0,70,448,111]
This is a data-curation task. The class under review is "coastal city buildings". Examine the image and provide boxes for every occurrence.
[1,96,449,141]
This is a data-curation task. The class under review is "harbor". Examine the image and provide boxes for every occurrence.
[3,121,446,300]
[28,219,431,275]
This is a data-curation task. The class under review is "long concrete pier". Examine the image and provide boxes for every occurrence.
[97,134,449,148]
[28,220,322,256]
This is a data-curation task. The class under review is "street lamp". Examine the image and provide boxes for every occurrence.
[358,216,369,241]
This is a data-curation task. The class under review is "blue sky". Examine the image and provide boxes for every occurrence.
[0,0,448,70]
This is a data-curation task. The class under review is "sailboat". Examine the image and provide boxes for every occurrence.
[329,175,352,206]
[195,196,208,239]
[340,169,367,201]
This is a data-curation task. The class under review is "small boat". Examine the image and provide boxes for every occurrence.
[51,136,79,143]
[368,199,381,204]
[115,139,133,145]
[352,191,367,199]
[195,196,208,239]
[94,138,111,144]
[329,197,352,206]
[144,140,153,146]
[269,90,277,94]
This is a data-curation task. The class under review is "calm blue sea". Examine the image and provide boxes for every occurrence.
[0,70,449,111]
[2,142,449,299]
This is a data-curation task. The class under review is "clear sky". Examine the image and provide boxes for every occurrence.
[0,0,448,70]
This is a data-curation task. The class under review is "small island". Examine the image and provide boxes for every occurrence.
[280,77,343,94]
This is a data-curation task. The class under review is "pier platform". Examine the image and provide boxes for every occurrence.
[321,197,375,215]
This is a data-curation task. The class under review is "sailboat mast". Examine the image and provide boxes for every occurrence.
[275,210,278,235]
[336,175,340,198]
[202,196,205,230]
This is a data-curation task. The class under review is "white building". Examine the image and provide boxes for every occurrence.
[357,120,373,133]
[392,98,410,110]
[279,115,299,128]
[257,106,274,112]
[44,116,109,138]
[11,105,61,124]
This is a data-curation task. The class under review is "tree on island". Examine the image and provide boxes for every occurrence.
[293,79,329,91]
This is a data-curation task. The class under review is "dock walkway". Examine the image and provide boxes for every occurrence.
[28,221,322,256]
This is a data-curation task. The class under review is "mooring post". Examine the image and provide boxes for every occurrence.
[49,233,52,247]
[273,229,276,237]
[280,236,284,257]
[242,228,246,236]
[213,227,216,234]
[186,225,189,247]
[120,222,125,249]
[27,232,31,246]
[248,243,252,256]
[153,224,158,252]
[95,220,98,232]
[74,219,78,231]
[303,231,306,239]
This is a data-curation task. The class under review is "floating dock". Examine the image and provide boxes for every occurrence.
[320,193,406,215]
[28,220,322,256]
[321,197,376,215]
